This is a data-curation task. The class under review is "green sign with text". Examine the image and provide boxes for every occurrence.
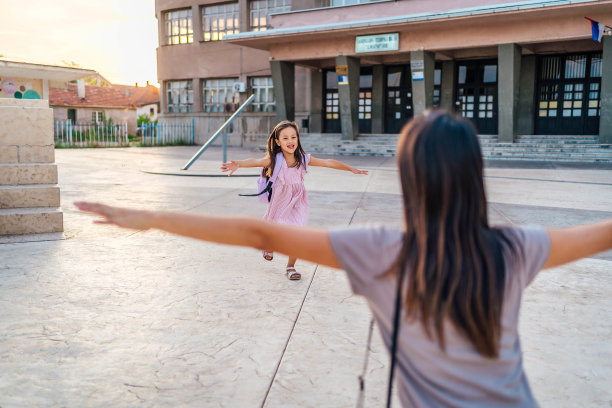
[355,33,399,54]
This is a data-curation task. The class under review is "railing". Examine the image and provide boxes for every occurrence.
[54,121,129,147]
[139,119,195,146]
[182,94,256,170]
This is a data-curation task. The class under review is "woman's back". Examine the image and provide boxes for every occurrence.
[329,224,549,407]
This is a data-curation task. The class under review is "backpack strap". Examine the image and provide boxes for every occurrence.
[269,152,284,183]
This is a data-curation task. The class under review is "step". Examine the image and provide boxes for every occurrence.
[0,185,60,208]
[0,207,63,235]
[0,163,58,186]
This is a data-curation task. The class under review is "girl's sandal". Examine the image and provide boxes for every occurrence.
[263,250,273,261]
[286,267,301,280]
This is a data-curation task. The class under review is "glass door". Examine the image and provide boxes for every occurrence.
[455,61,498,135]
[385,65,413,134]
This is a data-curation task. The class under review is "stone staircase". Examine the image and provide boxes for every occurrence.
[300,133,612,163]
[0,99,63,237]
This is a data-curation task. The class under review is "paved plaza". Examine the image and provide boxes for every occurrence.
[1,145,611,407]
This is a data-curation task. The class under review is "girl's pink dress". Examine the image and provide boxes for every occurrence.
[263,154,310,226]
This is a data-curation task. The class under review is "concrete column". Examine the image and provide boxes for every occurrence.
[410,50,435,117]
[42,79,49,100]
[160,80,167,113]
[309,69,323,133]
[600,36,612,144]
[271,60,295,121]
[158,11,165,46]
[192,78,203,113]
[371,65,384,133]
[498,43,522,143]
[335,55,360,140]
[517,55,536,135]
[192,5,202,42]
[440,60,456,112]
[239,0,249,33]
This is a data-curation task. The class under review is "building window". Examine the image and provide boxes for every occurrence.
[203,79,238,112]
[166,80,193,113]
[250,77,275,112]
[202,3,239,41]
[329,0,376,6]
[249,0,291,31]
[165,9,193,45]
[432,64,442,108]
[92,111,104,123]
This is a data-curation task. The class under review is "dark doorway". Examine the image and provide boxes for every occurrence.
[535,53,601,135]
[385,65,413,134]
[323,70,340,133]
[455,60,498,135]
[67,108,76,123]
[359,67,372,133]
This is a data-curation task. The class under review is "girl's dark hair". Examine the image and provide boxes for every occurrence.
[396,110,512,358]
[263,121,306,177]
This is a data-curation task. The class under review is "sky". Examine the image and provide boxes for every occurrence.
[0,0,159,87]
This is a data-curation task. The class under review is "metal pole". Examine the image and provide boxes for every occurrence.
[222,130,227,163]
[182,94,255,170]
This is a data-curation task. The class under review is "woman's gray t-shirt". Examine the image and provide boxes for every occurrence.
[329,225,550,408]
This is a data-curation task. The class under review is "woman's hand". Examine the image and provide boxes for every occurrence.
[74,202,153,230]
[352,168,369,175]
[220,160,239,176]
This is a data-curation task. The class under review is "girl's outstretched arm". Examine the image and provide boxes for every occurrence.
[308,156,368,175]
[543,219,612,269]
[221,156,270,176]
[74,202,341,269]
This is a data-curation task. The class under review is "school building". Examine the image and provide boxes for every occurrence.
[155,0,612,159]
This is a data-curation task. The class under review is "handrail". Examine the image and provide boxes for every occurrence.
[182,94,256,170]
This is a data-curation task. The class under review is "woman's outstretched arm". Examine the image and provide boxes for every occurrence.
[221,156,270,176]
[544,219,612,269]
[308,156,368,175]
[74,202,341,269]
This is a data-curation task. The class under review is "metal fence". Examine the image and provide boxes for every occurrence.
[139,120,195,146]
[54,121,129,147]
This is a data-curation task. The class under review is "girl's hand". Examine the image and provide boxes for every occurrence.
[352,169,368,175]
[74,202,152,230]
[220,160,239,176]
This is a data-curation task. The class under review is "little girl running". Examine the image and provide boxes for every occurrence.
[220,120,368,280]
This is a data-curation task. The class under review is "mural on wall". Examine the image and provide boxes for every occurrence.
[0,77,42,99]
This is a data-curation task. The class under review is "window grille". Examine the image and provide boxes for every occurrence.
[166,80,193,113]
[249,0,290,31]
[165,9,193,45]
[250,77,276,112]
[202,3,239,41]
[203,78,238,112]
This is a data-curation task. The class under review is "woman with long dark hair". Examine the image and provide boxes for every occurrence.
[76,110,611,407]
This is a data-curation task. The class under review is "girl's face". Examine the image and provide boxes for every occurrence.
[275,126,298,155]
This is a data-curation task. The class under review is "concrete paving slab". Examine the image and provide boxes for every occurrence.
[0,146,610,407]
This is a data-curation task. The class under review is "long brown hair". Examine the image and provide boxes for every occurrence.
[263,121,307,178]
[396,110,512,358]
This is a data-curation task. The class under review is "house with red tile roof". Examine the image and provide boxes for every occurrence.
[50,82,139,134]
[113,82,160,121]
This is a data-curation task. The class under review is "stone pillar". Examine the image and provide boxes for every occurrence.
[271,60,295,121]
[440,60,456,112]
[371,65,384,133]
[517,55,536,135]
[335,55,360,140]
[309,69,323,133]
[600,36,612,144]
[410,50,435,117]
[192,5,202,42]
[192,78,203,113]
[498,43,522,143]
[0,99,62,236]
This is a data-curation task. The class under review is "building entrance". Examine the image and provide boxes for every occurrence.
[455,60,498,135]
[535,53,601,135]
[385,65,413,134]
[324,70,340,133]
